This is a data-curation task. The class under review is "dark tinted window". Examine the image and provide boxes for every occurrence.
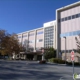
[79,13,80,17]
[68,16,71,20]
[61,18,64,21]
[65,17,68,21]
[72,15,76,19]
[76,14,79,18]
[39,39,43,42]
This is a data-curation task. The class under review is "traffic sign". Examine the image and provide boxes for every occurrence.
[71,51,74,61]
[71,50,75,80]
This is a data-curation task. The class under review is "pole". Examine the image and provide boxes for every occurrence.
[64,37,66,64]
[72,61,75,80]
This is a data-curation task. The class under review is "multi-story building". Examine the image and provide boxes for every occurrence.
[17,1,80,62]
[17,20,56,60]
[56,1,80,62]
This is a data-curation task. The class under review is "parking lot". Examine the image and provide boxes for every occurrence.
[0,60,80,80]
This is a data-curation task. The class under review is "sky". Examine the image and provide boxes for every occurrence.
[0,0,79,34]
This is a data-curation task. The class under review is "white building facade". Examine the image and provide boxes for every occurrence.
[17,1,80,61]
[56,1,80,62]
[17,20,56,60]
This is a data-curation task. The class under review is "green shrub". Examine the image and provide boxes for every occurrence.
[48,58,65,64]
[44,47,56,60]
[48,58,55,63]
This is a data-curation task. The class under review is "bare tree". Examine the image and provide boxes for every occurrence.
[75,35,80,54]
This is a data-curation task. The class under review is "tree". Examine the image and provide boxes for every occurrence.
[75,35,80,54]
[44,47,56,60]
[0,29,11,56]
[0,29,21,56]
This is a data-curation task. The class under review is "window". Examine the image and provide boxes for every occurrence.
[23,35,27,37]
[29,40,34,43]
[79,13,80,17]
[39,39,43,42]
[60,13,80,22]
[65,17,68,21]
[75,14,79,18]
[18,36,21,38]
[61,18,65,21]
[72,15,76,19]
[68,16,71,20]
[37,31,43,35]
[29,33,34,36]
[60,30,80,37]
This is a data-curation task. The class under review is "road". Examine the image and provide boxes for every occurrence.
[0,60,80,80]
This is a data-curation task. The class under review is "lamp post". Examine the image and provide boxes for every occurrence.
[42,49,44,60]
[63,37,66,64]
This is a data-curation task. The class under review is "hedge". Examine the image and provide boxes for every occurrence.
[48,58,80,66]
[48,58,65,64]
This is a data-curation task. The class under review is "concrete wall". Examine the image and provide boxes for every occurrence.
[17,20,57,52]
[57,1,80,61]
[36,29,44,48]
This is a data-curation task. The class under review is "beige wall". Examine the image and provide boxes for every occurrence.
[17,20,56,52]
[58,5,80,51]
[61,36,78,50]
[60,5,80,34]
[18,34,22,43]
[28,31,35,48]
[22,33,28,42]
[36,29,44,48]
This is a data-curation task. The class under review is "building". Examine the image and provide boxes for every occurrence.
[17,20,56,60]
[56,1,80,62]
[17,1,80,62]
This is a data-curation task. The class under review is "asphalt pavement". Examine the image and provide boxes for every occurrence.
[0,60,80,80]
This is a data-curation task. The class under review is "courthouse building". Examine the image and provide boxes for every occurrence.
[17,20,56,60]
[17,1,80,61]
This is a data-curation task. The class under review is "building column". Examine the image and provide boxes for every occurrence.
[56,11,59,58]
[42,53,44,60]
[33,55,37,60]
[54,23,56,49]
[43,28,45,48]
[23,55,26,59]
[34,30,37,52]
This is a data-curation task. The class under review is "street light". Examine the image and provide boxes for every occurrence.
[63,37,67,64]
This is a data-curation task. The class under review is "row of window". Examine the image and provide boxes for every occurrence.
[45,26,54,30]
[44,34,54,37]
[29,40,34,43]
[45,32,54,34]
[29,33,34,36]
[37,31,43,35]
[59,13,80,22]
[23,35,27,37]
[37,39,43,42]
[44,45,53,48]
[45,29,54,31]
[29,39,43,43]
[44,40,53,42]
[61,49,77,53]
[18,36,21,38]
[18,31,43,38]
[60,30,80,37]
[44,44,53,46]
[44,39,53,41]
